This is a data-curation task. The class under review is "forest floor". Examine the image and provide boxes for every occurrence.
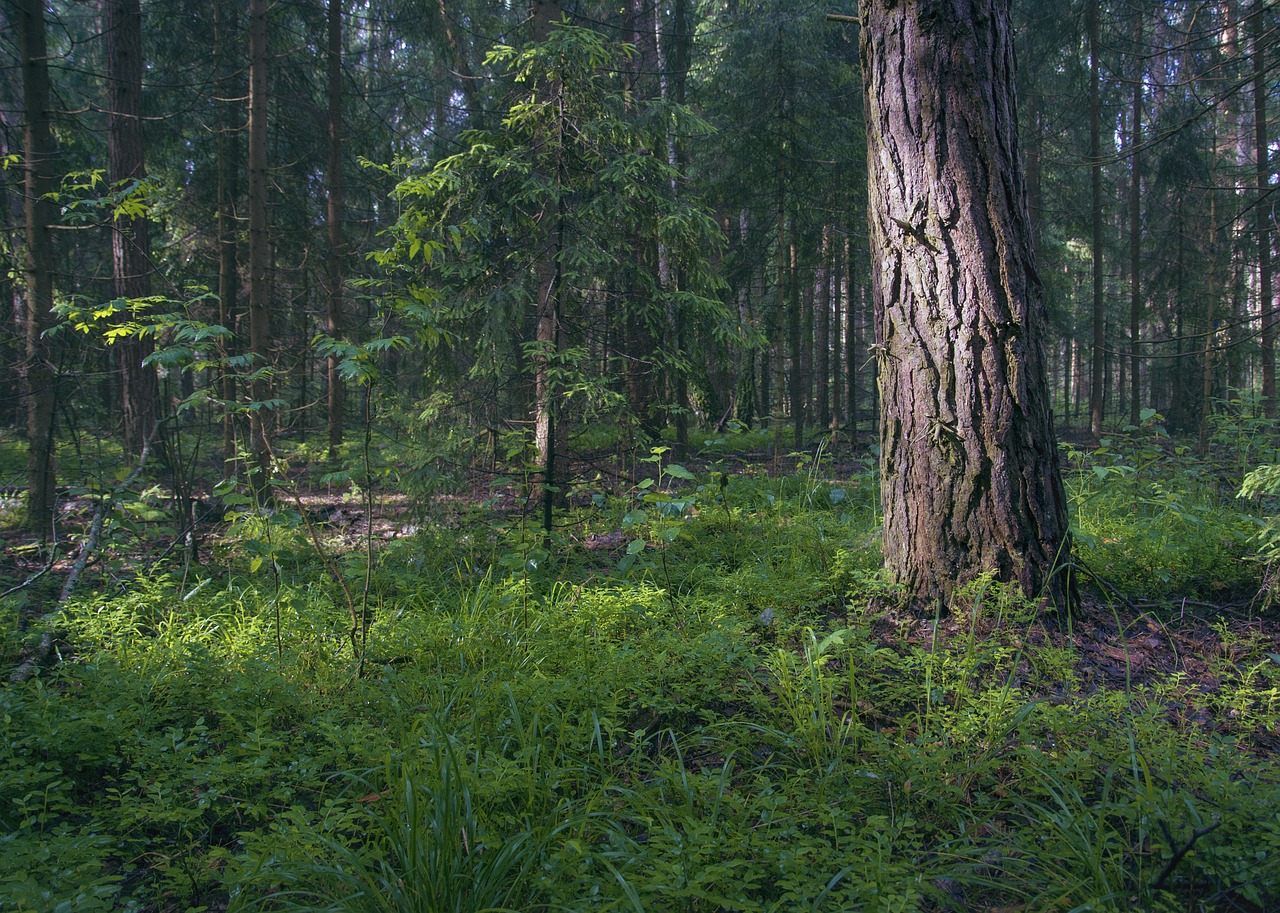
[2,433,1279,911]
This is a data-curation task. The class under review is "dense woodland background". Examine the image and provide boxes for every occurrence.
[3,3,1280,912]
[1,0,1276,495]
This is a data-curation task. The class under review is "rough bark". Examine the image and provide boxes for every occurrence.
[860,0,1074,607]
[105,0,159,458]
[19,0,57,537]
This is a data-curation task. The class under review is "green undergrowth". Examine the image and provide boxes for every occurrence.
[2,453,1278,912]
[1065,434,1260,602]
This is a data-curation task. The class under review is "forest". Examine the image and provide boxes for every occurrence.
[2,0,1279,910]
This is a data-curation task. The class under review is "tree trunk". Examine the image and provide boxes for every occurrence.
[214,0,240,467]
[816,226,832,431]
[845,235,857,444]
[1255,0,1274,416]
[788,240,804,448]
[247,0,272,499]
[19,0,57,537]
[1088,0,1105,441]
[531,0,564,538]
[105,0,158,459]
[1129,12,1143,427]
[325,0,345,458]
[1200,186,1217,451]
[860,0,1074,607]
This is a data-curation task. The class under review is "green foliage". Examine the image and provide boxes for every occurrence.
[372,23,728,438]
[1064,434,1259,600]
[2,457,1278,912]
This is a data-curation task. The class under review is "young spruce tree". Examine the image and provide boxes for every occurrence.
[376,23,726,539]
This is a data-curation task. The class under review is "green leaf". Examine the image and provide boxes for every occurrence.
[664,463,696,481]
[626,539,647,555]
[212,478,238,497]
[622,509,647,527]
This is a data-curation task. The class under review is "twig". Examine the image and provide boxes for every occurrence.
[261,439,360,640]
[1150,821,1221,892]
[1069,558,1143,615]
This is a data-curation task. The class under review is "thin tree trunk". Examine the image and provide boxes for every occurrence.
[789,240,804,448]
[1200,187,1217,451]
[845,235,857,444]
[772,211,786,448]
[1089,0,1105,441]
[531,0,564,538]
[19,0,57,537]
[214,1,239,468]
[431,0,477,120]
[1129,13,1143,427]
[860,0,1074,606]
[105,0,158,459]
[1255,0,1274,415]
[247,0,272,499]
[325,0,345,458]
[817,226,832,431]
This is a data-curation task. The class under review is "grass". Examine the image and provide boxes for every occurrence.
[1,433,1278,911]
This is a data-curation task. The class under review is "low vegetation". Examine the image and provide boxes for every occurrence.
[2,425,1279,912]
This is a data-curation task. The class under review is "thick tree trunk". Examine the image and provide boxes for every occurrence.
[860,0,1073,607]
[105,0,158,459]
[247,0,272,498]
[325,0,345,458]
[19,0,57,537]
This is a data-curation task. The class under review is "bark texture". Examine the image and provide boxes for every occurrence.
[860,0,1073,606]
[19,0,58,536]
[105,0,159,458]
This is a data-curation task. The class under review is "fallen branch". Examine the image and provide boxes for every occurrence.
[0,536,59,601]
[9,434,153,683]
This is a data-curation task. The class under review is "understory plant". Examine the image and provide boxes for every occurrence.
[2,457,1278,912]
